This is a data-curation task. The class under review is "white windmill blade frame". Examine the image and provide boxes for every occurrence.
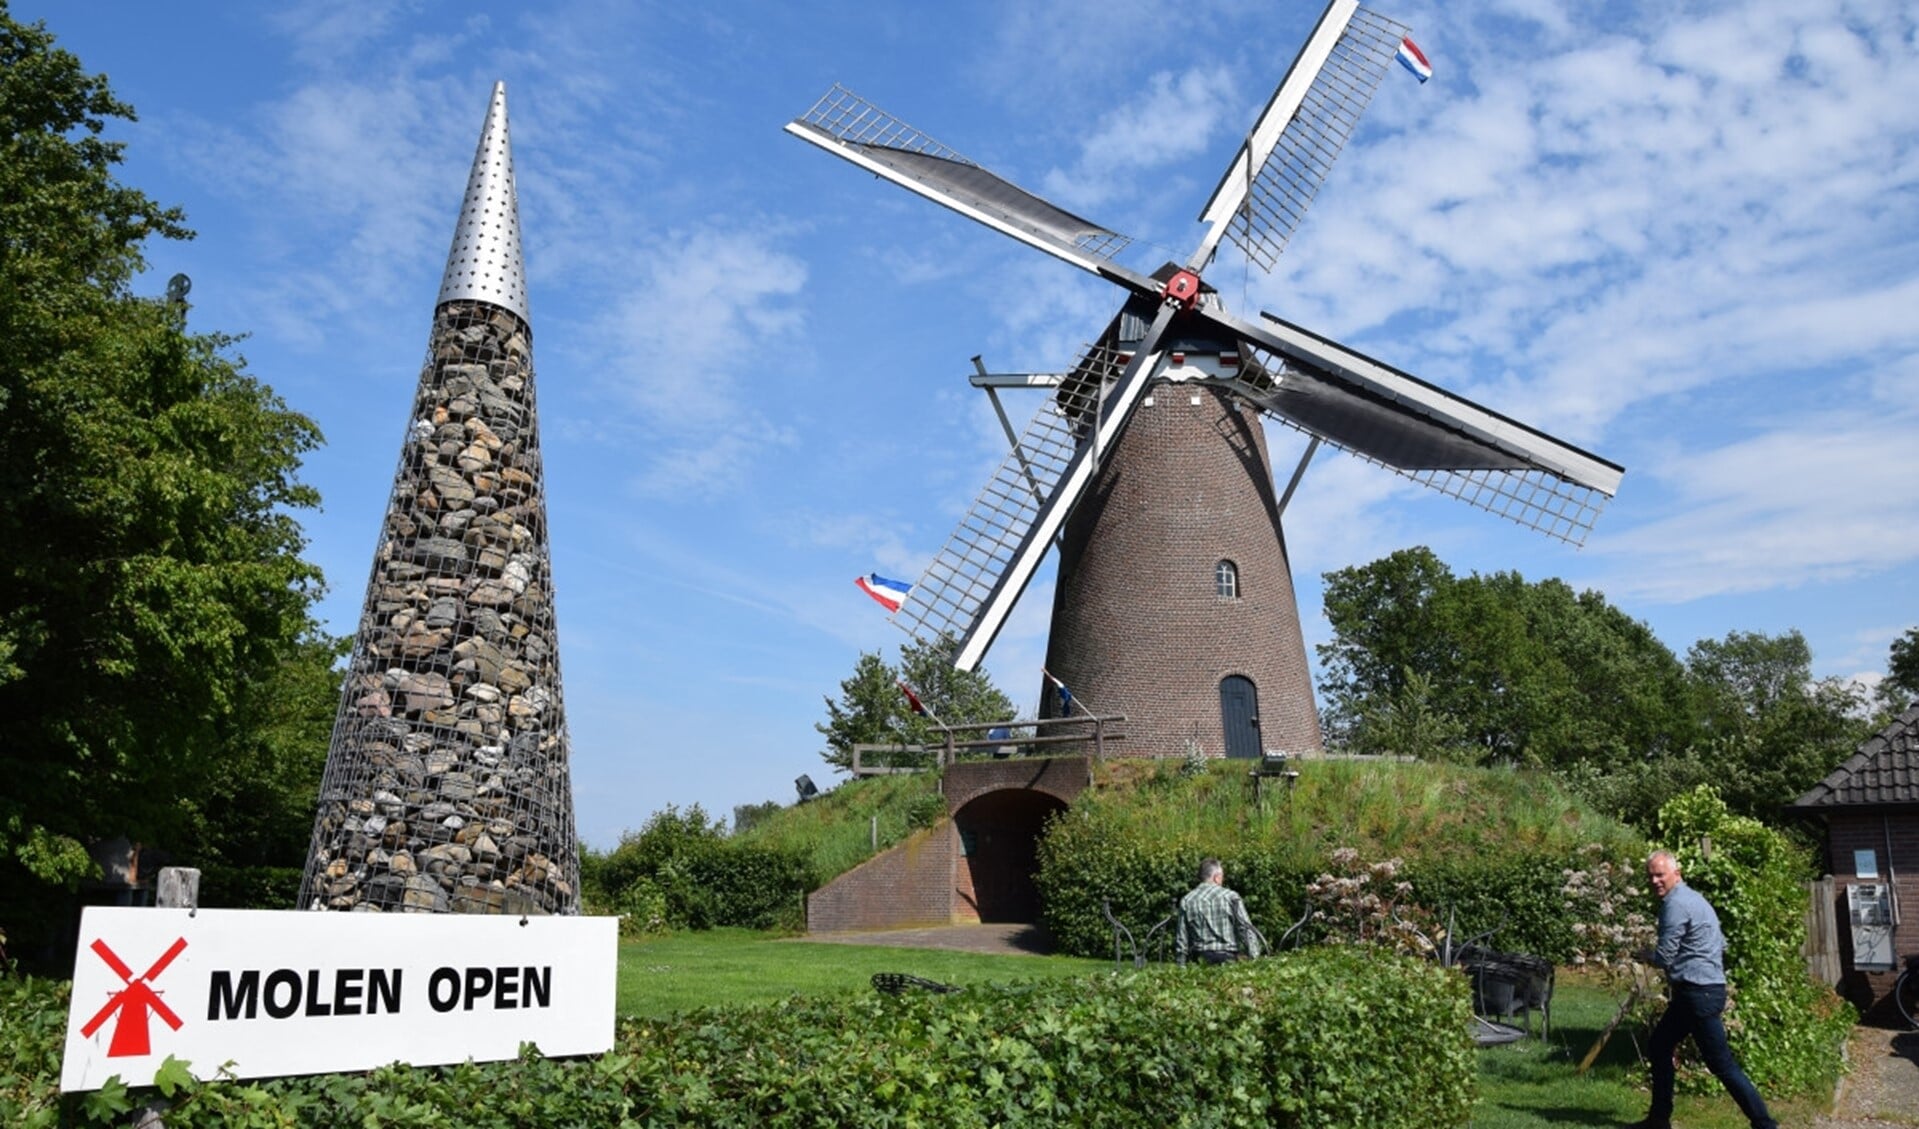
[786,86,1157,290]
[897,305,1181,672]
[1192,0,1356,267]
[1191,1,1410,273]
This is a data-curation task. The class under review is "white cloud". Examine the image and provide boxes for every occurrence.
[1593,406,1919,603]
[1039,67,1240,211]
[265,0,430,70]
[581,225,808,499]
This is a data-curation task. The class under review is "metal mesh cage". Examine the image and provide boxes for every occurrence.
[298,299,579,914]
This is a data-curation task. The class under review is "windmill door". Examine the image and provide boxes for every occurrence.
[1219,676,1261,759]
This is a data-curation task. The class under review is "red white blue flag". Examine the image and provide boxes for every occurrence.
[855,572,912,612]
[1397,36,1432,83]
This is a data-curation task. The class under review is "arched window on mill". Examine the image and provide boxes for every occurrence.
[1215,559,1239,599]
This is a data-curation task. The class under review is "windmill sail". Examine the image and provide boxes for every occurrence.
[786,86,1141,279]
[900,307,1181,672]
[1194,305,1621,543]
[1192,0,1409,272]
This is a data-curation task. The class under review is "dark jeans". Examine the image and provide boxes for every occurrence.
[1645,981,1776,1129]
[1197,950,1239,965]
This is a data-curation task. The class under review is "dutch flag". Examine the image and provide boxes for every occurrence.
[855,572,912,613]
[1397,36,1432,83]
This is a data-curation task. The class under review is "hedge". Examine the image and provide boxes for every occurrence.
[1037,803,1618,963]
[586,805,815,933]
[3,947,1475,1127]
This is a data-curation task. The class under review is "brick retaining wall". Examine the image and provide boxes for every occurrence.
[806,757,1093,934]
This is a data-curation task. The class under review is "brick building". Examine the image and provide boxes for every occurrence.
[1041,380,1321,761]
[1788,703,1919,1021]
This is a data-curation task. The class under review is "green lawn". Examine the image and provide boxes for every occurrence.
[616,928,1110,1017]
[617,933,1837,1128]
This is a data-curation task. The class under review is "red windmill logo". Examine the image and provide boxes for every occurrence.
[79,937,188,1057]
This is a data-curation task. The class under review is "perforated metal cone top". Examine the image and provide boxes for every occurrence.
[436,82,528,322]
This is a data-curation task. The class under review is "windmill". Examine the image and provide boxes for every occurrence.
[787,1,1623,761]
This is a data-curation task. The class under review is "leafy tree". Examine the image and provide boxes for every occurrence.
[1880,626,1919,712]
[1678,630,1869,823]
[816,651,908,770]
[731,799,783,835]
[183,631,346,903]
[1316,546,1455,733]
[1687,630,1814,726]
[1655,786,1853,1095]
[1,8,326,950]
[1318,548,1692,770]
[815,636,1016,770]
[897,634,1017,731]
[1346,667,1474,763]
[1321,549,1866,827]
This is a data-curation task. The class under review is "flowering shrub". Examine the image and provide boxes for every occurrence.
[1559,844,1656,984]
[1305,847,1436,956]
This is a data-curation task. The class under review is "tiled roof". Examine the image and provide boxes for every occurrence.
[1791,704,1919,809]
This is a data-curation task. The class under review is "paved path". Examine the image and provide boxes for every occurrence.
[1818,1025,1919,1128]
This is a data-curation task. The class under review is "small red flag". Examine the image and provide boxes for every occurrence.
[897,680,927,715]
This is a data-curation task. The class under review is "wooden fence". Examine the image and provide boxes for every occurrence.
[1804,876,1841,986]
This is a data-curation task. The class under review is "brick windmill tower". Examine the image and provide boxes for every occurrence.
[788,1,1623,759]
[299,84,580,914]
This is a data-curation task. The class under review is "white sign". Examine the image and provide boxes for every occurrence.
[61,907,617,1092]
[1855,849,1879,879]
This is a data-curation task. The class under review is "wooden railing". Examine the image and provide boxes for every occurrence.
[850,714,1125,776]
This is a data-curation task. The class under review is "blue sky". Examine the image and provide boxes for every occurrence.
[30,0,1918,849]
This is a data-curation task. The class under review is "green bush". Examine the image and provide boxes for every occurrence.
[590,805,815,933]
[1038,798,1619,962]
[606,876,669,938]
[1402,851,1590,962]
[196,866,302,910]
[1654,786,1853,1097]
[1035,758,1640,961]
[1,974,67,1129]
[3,948,1475,1127]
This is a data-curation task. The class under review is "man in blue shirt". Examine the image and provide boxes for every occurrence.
[1631,849,1777,1129]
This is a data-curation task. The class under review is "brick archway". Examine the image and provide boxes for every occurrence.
[942,756,1089,814]
[954,789,1068,922]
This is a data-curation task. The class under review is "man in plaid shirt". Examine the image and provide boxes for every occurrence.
[1176,858,1262,966]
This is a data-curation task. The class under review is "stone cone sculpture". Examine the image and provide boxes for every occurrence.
[298,83,580,915]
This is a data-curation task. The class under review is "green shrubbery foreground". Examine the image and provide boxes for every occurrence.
[3,947,1472,1128]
